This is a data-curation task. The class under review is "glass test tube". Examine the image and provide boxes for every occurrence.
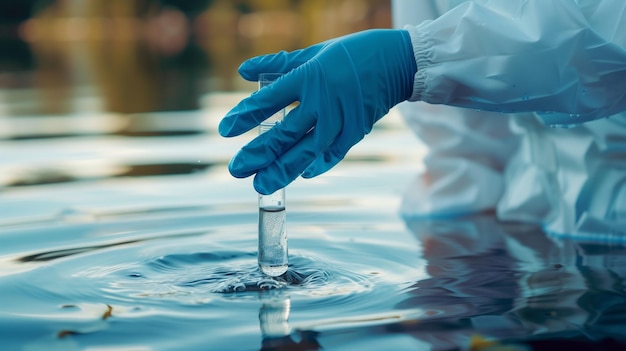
[258,73,288,277]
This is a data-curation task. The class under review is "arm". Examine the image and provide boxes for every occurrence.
[408,0,626,124]
[219,0,626,194]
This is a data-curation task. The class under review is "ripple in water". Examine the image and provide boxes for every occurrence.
[112,250,372,300]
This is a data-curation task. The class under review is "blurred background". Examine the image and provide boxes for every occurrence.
[0,0,391,112]
[0,0,393,188]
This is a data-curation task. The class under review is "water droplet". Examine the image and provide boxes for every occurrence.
[581,90,587,96]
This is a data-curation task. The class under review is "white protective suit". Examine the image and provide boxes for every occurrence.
[392,0,626,240]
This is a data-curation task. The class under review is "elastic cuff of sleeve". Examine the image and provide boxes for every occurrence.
[404,24,431,102]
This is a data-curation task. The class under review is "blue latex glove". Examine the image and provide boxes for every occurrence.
[219,29,417,195]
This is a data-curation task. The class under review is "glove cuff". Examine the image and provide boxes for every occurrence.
[404,25,428,102]
[398,29,419,103]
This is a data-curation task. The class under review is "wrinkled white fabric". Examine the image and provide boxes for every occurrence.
[405,0,626,123]
[399,103,517,218]
[395,0,518,219]
[394,0,626,240]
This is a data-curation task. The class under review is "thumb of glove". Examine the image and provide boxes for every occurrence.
[238,44,325,81]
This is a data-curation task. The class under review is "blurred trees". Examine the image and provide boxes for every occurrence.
[2,0,390,114]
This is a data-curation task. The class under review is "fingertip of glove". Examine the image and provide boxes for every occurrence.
[253,178,274,196]
[219,105,248,136]
[302,158,334,179]
[301,170,314,179]
[238,57,263,81]
[218,117,234,137]
[227,154,253,179]
[302,165,322,179]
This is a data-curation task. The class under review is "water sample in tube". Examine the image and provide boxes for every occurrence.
[258,73,288,277]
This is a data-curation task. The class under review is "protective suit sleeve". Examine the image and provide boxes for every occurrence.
[406,0,626,125]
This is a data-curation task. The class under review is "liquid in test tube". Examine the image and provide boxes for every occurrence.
[257,73,288,277]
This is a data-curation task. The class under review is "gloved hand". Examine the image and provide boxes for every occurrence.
[218,29,417,195]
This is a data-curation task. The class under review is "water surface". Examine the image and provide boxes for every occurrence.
[1,95,626,351]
